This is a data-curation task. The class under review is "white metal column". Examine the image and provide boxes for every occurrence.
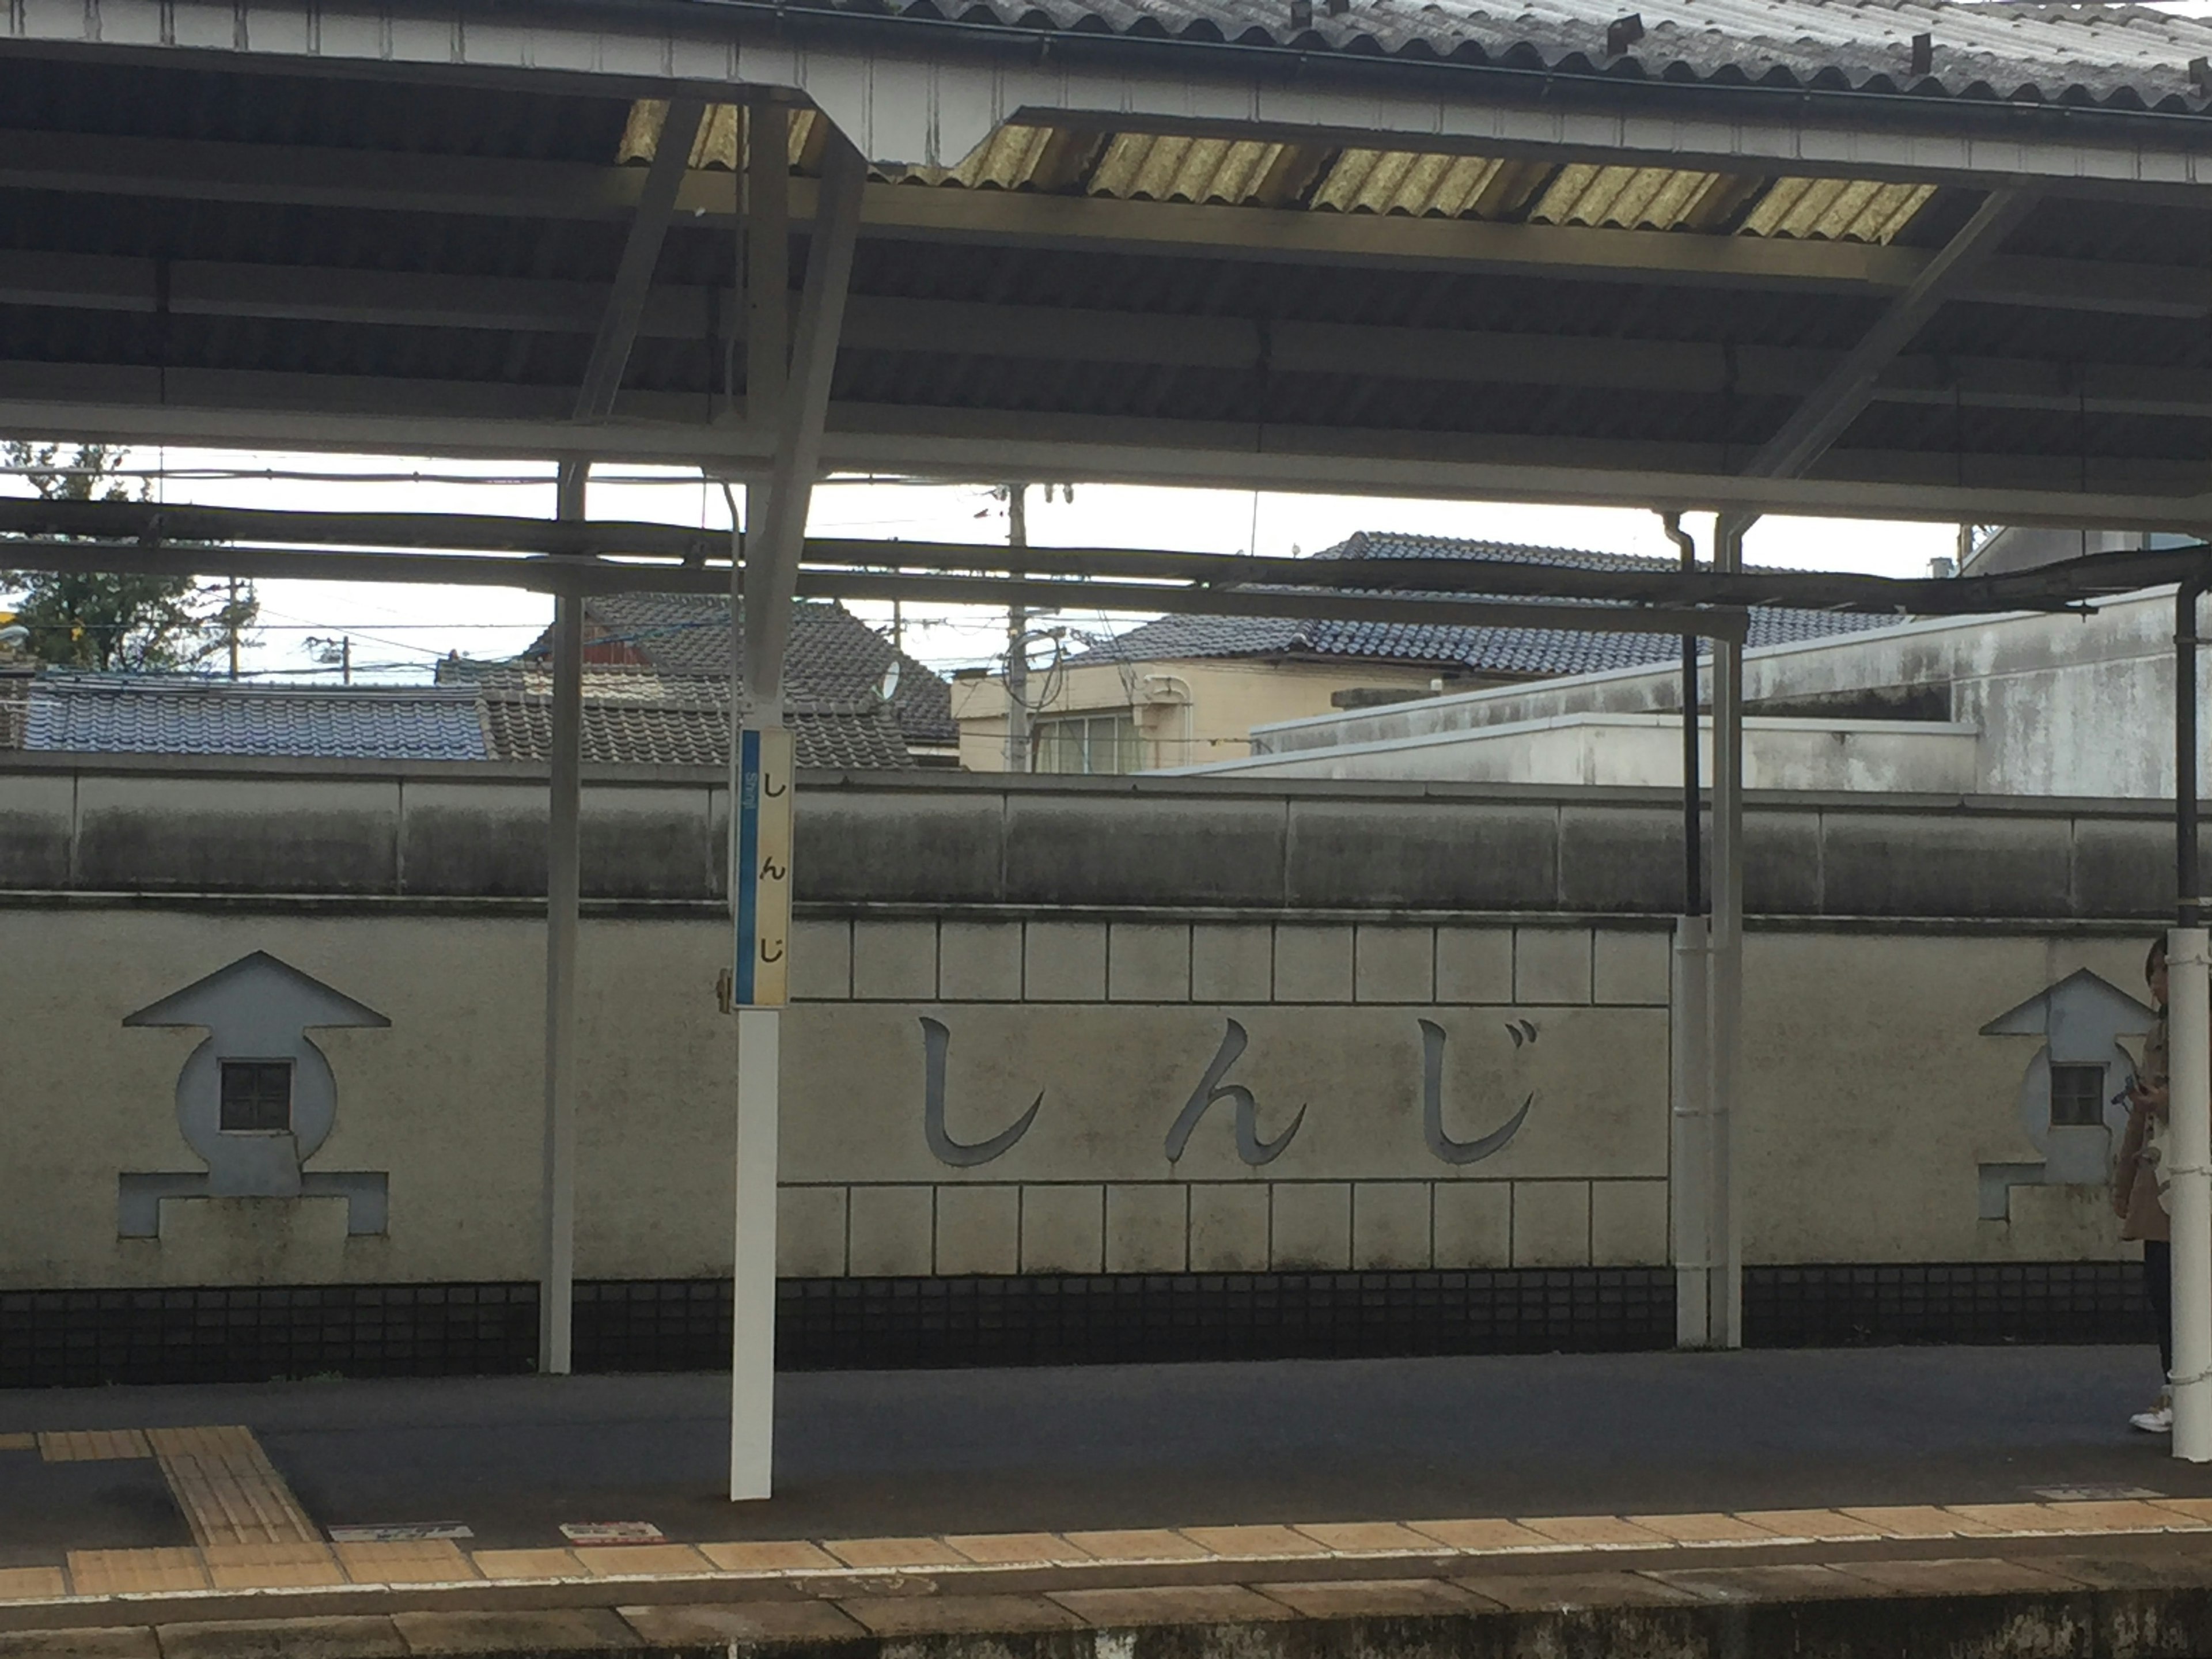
[729,111,864,1502]
[1672,914,1713,1346]
[539,460,587,1377]
[2174,580,2211,1460]
[2172,926,2211,1460]
[1707,515,1749,1349]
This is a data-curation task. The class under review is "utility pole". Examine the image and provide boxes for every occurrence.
[1004,483,1029,775]
[226,577,240,680]
[342,637,352,686]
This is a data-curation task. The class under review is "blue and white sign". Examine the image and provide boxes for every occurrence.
[733,726,794,1007]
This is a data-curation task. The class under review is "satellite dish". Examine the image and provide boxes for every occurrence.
[878,659,902,702]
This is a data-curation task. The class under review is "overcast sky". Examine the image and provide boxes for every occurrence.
[2,446,1963,683]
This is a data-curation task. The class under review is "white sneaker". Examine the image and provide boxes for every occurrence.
[2131,1404,2175,1433]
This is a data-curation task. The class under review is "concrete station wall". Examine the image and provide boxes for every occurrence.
[0,757,2180,1300]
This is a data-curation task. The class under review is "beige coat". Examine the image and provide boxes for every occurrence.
[2118,1010,2171,1244]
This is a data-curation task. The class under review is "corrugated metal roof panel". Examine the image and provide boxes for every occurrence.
[1527,164,1756,232]
[618,94,1938,245]
[1088,132,1304,205]
[1742,177,1940,243]
[1310,150,1545,218]
[798,0,2212,114]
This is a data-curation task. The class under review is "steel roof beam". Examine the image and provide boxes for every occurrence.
[6,131,2206,316]
[6,373,2212,531]
[0,537,1749,641]
[7,499,2210,614]
[573,99,706,426]
[1744,190,2041,482]
[7,254,2212,425]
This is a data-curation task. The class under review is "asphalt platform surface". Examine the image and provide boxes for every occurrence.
[5,1346,2211,1562]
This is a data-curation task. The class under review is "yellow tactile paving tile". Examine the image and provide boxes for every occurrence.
[0,1567,66,1603]
[697,1539,843,1573]
[943,1532,1095,1566]
[1179,1525,1331,1560]
[822,1535,971,1570]
[149,1425,318,1548]
[2041,1500,2198,1533]
[1837,1505,2002,1539]
[470,1548,583,1581]
[39,1429,150,1462]
[1730,1508,1890,1542]
[1060,1528,1214,1563]
[1513,1514,1672,1548]
[334,1539,480,1584]
[201,1541,344,1589]
[1406,1517,1557,1554]
[1942,1503,2086,1536]
[1292,1521,1445,1555]
[66,1548,208,1595]
[1626,1512,1791,1544]
[0,1433,36,1452]
[573,1544,712,1577]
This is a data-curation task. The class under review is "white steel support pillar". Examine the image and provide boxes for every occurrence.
[2173,578,2210,1461]
[2172,926,2211,1461]
[729,111,863,1503]
[1707,514,1751,1350]
[1672,914,1714,1346]
[539,459,588,1377]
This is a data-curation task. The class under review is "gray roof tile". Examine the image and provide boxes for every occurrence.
[471,665,915,771]
[1087,532,1892,678]
[525,594,957,753]
[22,673,488,761]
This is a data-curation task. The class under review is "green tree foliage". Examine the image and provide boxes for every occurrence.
[0,442,255,672]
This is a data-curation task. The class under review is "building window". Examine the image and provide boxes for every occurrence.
[2049,1062,2107,1128]
[220,1060,294,1133]
[1033,711,1142,775]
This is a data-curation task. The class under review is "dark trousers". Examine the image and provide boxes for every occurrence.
[2146,1240,2174,1379]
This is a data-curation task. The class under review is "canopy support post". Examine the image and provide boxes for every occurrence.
[539,460,588,1377]
[2174,579,2210,1461]
[1707,513,1751,1349]
[729,115,863,1504]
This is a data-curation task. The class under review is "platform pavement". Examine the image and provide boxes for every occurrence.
[8,1347,2212,1653]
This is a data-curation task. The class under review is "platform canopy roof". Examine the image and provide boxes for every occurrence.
[9,0,2212,533]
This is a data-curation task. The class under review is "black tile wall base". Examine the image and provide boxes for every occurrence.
[0,1263,2157,1388]
[1744,1261,2152,1349]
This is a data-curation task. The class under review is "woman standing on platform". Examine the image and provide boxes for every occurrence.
[2118,938,2174,1434]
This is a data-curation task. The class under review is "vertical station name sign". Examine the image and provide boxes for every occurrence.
[733,726,794,1007]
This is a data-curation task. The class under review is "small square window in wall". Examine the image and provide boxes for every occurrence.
[2049,1063,2107,1128]
[219,1060,293,1133]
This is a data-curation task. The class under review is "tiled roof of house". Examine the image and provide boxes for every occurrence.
[470,665,914,771]
[1088,532,1893,678]
[18,673,489,761]
[532,593,957,755]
